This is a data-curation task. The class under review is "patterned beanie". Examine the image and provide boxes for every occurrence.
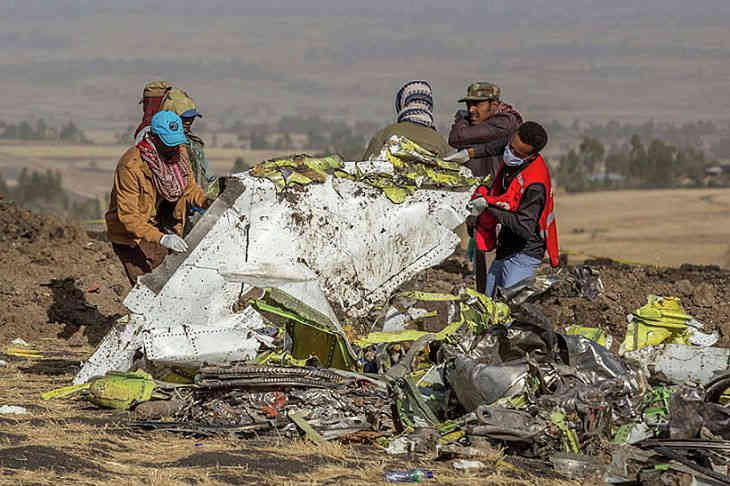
[395,80,434,129]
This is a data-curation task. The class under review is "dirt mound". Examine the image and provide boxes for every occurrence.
[535,259,730,347]
[412,254,730,348]
[0,200,81,244]
[0,201,128,346]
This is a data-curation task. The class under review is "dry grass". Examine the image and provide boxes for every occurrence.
[557,187,730,267]
[0,340,579,485]
[0,140,296,201]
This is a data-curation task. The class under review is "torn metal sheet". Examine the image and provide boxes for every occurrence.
[142,307,271,368]
[625,344,730,386]
[76,160,471,383]
[446,357,529,412]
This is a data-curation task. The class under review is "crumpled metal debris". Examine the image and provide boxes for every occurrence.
[132,364,392,443]
[447,359,529,412]
[621,295,719,353]
[569,265,604,300]
[76,147,471,384]
[496,274,561,305]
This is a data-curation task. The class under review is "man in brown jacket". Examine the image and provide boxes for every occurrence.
[447,82,523,180]
[107,110,210,285]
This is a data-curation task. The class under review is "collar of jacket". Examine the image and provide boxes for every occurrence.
[133,146,154,179]
[187,132,204,146]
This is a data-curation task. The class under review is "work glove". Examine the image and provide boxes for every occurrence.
[444,149,471,164]
[466,196,488,216]
[160,234,189,253]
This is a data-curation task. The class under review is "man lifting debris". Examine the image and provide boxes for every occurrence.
[466,121,560,296]
[106,110,212,285]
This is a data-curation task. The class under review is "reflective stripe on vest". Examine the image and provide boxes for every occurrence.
[545,211,555,227]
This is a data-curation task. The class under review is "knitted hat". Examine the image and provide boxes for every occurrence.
[395,80,434,129]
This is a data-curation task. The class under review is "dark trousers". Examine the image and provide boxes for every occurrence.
[112,241,169,286]
[475,250,488,295]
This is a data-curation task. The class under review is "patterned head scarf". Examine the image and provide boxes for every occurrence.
[394,80,435,129]
[136,133,192,202]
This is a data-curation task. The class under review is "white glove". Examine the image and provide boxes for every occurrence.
[466,196,488,216]
[160,234,189,253]
[443,149,470,163]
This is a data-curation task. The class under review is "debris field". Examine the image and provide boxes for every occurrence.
[3,149,730,486]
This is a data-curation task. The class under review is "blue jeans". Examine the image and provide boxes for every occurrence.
[486,253,542,297]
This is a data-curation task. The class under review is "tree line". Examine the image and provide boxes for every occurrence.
[556,134,712,192]
[226,115,379,161]
[0,169,101,219]
[0,119,90,143]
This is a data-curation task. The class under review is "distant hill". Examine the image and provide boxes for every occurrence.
[1,1,729,131]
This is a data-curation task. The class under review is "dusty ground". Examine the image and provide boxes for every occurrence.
[2,200,728,484]
[0,200,129,346]
[0,342,580,486]
[0,201,583,485]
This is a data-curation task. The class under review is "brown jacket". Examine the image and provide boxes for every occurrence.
[362,122,451,160]
[448,106,522,179]
[106,146,206,246]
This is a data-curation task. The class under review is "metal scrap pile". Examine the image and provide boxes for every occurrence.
[44,275,730,483]
[136,365,392,442]
[48,141,730,483]
[130,280,730,484]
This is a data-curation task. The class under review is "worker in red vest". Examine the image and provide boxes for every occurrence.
[466,121,559,296]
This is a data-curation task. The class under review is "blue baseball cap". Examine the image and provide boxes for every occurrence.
[150,110,188,147]
[181,108,202,118]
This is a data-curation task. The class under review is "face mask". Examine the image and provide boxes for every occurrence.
[503,145,525,166]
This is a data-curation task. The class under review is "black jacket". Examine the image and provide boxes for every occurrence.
[487,159,547,261]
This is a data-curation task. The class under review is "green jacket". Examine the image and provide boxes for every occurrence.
[361,122,451,160]
[186,133,214,192]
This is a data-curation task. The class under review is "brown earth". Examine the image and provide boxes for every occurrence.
[0,202,726,484]
[534,259,730,348]
[415,253,730,349]
[0,200,128,346]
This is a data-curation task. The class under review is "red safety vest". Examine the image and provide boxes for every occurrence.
[487,155,560,267]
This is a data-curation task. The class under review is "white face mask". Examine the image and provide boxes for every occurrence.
[503,144,525,166]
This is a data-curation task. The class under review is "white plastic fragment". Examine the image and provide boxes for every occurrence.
[624,423,653,444]
[0,360,7,367]
[0,405,29,415]
[687,328,720,347]
[385,436,413,455]
[382,306,409,332]
[452,459,487,471]
[11,338,29,346]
